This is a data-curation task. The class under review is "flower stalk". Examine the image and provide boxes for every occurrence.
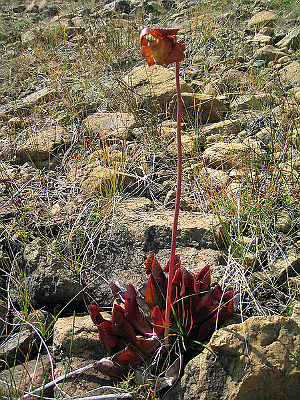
[164,60,182,344]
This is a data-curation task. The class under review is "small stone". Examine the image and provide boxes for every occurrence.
[279,61,300,85]
[275,209,292,233]
[277,27,300,51]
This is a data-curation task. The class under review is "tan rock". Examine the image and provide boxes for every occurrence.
[277,26,300,50]
[0,88,55,121]
[231,92,277,110]
[252,33,273,45]
[169,93,227,124]
[198,167,229,190]
[203,142,249,169]
[82,111,136,139]
[124,65,193,108]
[167,315,300,400]
[0,355,51,399]
[16,125,71,164]
[201,120,242,137]
[279,61,300,85]
[253,45,287,62]
[247,11,277,28]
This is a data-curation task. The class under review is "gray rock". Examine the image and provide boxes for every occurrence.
[82,197,223,306]
[12,239,83,309]
[166,315,300,400]
[275,209,292,233]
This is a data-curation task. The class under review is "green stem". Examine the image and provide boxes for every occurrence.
[164,61,182,345]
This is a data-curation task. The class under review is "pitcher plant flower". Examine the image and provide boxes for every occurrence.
[88,27,235,386]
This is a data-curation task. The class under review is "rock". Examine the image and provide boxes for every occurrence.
[82,197,223,305]
[279,61,300,86]
[169,93,227,124]
[253,45,287,62]
[247,11,277,28]
[0,329,35,366]
[82,165,138,194]
[272,246,300,284]
[21,30,35,44]
[11,239,83,309]
[53,314,113,398]
[124,65,193,109]
[231,93,277,110]
[0,88,55,121]
[16,126,72,165]
[275,209,292,233]
[277,26,300,51]
[201,120,242,137]
[197,167,229,191]
[203,142,249,169]
[53,314,108,361]
[167,315,300,400]
[0,195,19,220]
[0,355,52,399]
[252,33,273,45]
[82,112,136,140]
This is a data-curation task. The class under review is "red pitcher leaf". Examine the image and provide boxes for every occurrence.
[140,27,185,66]
[112,344,144,369]
[111,304,138,345]
[164,254,181,273]
[94,357,128,379]
[89,304,105,325]
[195,265,211,293]
[135,336,160,355]
[151,305,165,336]
[151,254,167,288]
[145,254,166,313]
[125,283,152,336]
[97,321,118,355]
[180,269,195,297]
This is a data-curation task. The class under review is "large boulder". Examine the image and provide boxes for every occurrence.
[166,315,300,400]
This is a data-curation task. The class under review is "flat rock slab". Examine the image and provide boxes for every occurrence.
[247,11,277,28]
[279,61,300,86]
[16,125,71,164]
[0,355,52,399]
[82,112,136,140]
[53,314,113,398]
[166,315,300,400]
[124,65,193,108]
[82,197,224,306]
[253,45,287,62]
[0,88,55,121]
